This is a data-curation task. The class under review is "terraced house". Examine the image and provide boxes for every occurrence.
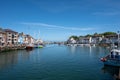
[4,29,18,46]
[0,29,6,47]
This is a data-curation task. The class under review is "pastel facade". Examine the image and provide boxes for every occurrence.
[4,29,18,46]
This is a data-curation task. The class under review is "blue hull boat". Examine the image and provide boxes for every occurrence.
[101,49,120,67]
[103,59,120,67]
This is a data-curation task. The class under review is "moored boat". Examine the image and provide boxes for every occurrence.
[26,44,34,50]
[38,45,43,48]
[101,49,120,67]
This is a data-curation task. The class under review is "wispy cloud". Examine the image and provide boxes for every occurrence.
[21,22,96,31]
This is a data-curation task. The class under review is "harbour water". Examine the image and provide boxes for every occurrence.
[0,44,118,80]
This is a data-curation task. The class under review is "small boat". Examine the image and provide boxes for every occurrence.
[34,43,43,48]
[26,44,34,50]
[38,44,43,48]
[101,48,120,67]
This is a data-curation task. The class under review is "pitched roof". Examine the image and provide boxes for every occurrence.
[4,29,18,33]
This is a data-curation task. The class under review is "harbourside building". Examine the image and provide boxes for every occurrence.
[67,37,77,44]
[0,29,6,47]
[24,34,34,44]
[4,29,18,46]
[18,32,25,44]
[0,28,42,48]
[91,35,103,44]
[79,37,92,44]
[67,33,119,46]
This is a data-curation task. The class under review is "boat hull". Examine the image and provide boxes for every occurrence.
[103,60,120,67]
[26,46,33,50]
[38,45,43,48]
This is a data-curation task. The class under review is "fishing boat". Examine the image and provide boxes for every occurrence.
[101,49,120,67]
[101,31,120,67]
[26,43,34,50]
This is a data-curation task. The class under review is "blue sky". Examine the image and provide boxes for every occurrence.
[0,0,120,41]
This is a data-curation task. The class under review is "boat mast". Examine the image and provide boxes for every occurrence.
[118,31,120,49]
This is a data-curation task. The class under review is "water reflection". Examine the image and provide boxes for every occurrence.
[0,50,33,70]
[67,45,107,54]
[68,45,77,53]
[0,51,18,70]
[102,66,120,80]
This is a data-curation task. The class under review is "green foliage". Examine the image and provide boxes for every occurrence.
[68,31,117,41]
[93,32,98,36]
[85,34,92,37]
[102,32,116,36]
[69,35,79,40]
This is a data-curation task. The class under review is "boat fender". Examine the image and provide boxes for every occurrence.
[100,58,107,62]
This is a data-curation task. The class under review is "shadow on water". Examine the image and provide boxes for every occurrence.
[102,65,120,80]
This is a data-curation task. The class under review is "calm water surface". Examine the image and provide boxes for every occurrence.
[0,45,119,80]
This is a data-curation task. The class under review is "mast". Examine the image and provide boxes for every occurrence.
[118,31,120,49]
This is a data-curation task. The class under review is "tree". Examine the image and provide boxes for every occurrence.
[69,35,79,40]
[93,32,98,36]
[102,32,116,36]
[85,34,92,37]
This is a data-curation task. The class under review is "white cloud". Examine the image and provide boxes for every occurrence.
[21,22,96,31]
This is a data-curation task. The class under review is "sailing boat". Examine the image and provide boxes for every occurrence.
[101,31,120,67]
[34,31,43,48]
